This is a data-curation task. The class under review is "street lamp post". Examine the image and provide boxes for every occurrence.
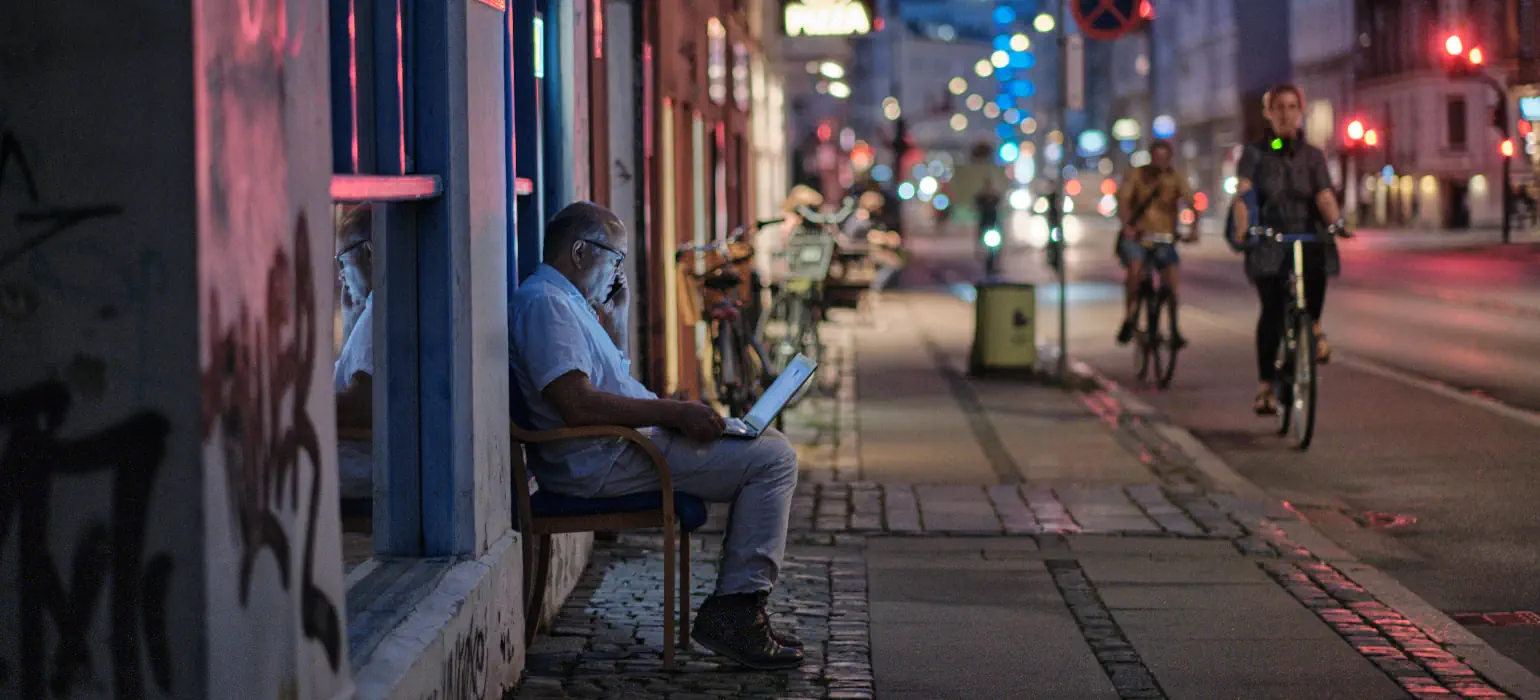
[1341,118,1379,226]
[1444,34,1514,243]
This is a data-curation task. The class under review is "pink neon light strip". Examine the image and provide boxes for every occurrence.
[331,174,443,201]
[349,0,360,172]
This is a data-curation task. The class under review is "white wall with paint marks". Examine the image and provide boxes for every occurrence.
[0,1,349,698]
[194,0,353,697]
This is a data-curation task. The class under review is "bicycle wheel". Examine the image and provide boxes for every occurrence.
[766,294,804,374]
[1290,316,1318,450]
[711,319,741,412]
[1155,293,1179,389]
[734,321,769,411]
[1144,292,1167,387]
[1273,320,1294,437]
[1130,294,1150,380]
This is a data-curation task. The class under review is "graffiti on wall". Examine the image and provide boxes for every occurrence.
[0,128,125,324]
[418,622,488,700]
[199,212,342,670]
[0,118,175,698]
[0,381,176,698]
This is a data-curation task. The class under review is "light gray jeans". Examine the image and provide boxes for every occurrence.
[594,428,798,596]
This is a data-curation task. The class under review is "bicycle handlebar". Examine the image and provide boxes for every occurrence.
[726,217,788,243]
[1246,226,1353,244]
[796,197,858,226]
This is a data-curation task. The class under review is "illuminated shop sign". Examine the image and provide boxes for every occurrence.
[1520,96,1540,122]
[785,0,872,37]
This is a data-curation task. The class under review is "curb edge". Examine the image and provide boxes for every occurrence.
[1074,358,1540,700]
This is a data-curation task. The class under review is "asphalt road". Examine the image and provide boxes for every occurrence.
[897,212,1540,674]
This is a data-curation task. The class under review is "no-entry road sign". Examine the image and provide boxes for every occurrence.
[1072,0,1144,41]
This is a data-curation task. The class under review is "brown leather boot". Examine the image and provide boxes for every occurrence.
[755,590,804,649]
[691,593,805,670]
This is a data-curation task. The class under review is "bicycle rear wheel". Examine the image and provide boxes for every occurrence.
[1290,316,1318,450]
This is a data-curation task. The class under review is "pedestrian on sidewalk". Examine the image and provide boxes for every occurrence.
[508,201,806,670]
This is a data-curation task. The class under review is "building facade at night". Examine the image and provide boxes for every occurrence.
[0,0,792,697]
[1351,0,1540,230]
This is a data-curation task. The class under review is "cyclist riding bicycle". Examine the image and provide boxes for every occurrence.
[1115,139,1194,349]
[1229,83,1346,415]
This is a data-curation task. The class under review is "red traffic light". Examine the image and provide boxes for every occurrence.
[1501,139,1516,157]
[1469,47,1485,65]
[1445,34,1465,56]
[1346,119,1366,141]
[1139,0,1154,19]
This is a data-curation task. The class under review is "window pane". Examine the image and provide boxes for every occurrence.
[334,202,376,574]
[1448,96,1468,151]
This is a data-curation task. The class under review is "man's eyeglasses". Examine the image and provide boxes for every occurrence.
[337,239,371,271]
[580,238,626,264]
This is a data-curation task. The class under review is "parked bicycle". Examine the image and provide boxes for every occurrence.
[1130,232,1193,389]
[1245,225,1352,450]
[764,197,856,407]
[677,226,776,417]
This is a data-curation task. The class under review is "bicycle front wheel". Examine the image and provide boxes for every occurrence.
[1290,316,1318,450]
[1144,293,1168,387]
[1273,323,1294,437]
[1156,295,1179,389]
[766,294,805,374]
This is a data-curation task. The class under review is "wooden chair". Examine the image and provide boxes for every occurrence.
[511,421,708,670]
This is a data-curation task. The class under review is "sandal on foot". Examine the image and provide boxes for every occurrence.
[1254,388,1278,415]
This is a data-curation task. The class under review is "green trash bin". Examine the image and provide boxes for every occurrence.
[968,282,1037,376]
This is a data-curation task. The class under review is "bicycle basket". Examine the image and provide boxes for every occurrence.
[784,231,836,282]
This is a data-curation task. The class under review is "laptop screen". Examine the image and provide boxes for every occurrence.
[744,355,817,430]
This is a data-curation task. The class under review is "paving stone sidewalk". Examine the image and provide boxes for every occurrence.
[518,295,1529,699]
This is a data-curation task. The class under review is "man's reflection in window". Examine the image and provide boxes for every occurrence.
[335,204,374,523]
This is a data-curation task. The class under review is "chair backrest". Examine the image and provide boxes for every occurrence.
[508,378,540,534]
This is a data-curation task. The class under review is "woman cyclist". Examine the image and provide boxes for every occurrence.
[1230,83,1347,415]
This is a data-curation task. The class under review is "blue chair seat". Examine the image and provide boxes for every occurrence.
[529,489,710,533]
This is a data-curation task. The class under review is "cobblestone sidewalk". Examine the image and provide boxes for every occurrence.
[518,538,872,700]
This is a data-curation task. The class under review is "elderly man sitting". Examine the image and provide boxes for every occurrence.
[508,201,803,670]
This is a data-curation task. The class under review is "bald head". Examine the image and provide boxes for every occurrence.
[544,201,625,264]
[544,201,629,302]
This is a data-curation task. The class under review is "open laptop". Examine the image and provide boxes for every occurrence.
[723,354,818,439]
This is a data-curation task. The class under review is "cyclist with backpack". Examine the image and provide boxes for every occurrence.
[1228,83,1347,415]
[1115,140,1195,348]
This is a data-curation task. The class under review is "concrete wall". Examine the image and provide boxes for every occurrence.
[0,3,206,698]
[542,534,597,628]
[1,0,351,698]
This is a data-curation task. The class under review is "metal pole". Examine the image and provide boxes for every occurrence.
[1056,0,1069,379]
[1503,151,1513,243]
[1497,81,1514,244]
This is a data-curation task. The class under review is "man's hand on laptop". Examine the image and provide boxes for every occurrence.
[667,400,725,442]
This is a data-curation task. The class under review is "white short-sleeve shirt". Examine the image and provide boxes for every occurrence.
[508,264,658,496]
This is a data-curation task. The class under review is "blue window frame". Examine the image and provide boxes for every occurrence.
[511,0,545,283]
[329,0,449,561]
